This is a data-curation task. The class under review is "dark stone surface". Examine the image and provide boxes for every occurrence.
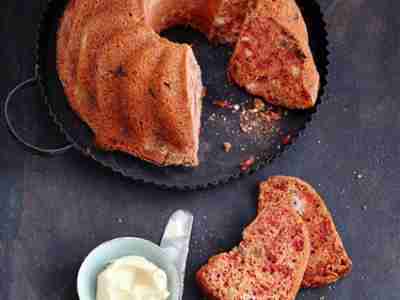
[0,0,399,299]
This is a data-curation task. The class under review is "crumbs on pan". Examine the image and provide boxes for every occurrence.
[213,99,233,109]
[240,98,282,137]
[213,99,241,113]
[208,97,289,171]
[281,134,292,145]
[223,142,232,152]
[207,97,288,159]
[208,113,227,123]
[240,156,255,171]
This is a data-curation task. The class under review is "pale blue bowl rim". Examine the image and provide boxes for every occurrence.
[76,237,180,300]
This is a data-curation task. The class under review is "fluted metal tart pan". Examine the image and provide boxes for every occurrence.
[5,0,329,190]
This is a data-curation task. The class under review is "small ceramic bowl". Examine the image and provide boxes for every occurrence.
[77,237,180,300]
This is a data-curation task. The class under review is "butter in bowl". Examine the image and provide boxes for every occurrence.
[77,210,193,300]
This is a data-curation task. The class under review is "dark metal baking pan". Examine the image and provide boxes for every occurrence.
[4,0,328,190]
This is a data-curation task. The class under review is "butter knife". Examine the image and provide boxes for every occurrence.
[160,210,194,300]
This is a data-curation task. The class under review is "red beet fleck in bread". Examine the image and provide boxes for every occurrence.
[197,201,310,300]
[258,176,352,288]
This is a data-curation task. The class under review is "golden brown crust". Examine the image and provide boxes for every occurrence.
[57,0,204,166]
[196,253,231,300]
[196,201,310,300]
[258,176,352,288]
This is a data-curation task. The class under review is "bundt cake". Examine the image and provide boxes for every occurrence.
[57,0,319,166]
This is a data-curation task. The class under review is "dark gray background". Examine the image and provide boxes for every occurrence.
[1,0,399,299]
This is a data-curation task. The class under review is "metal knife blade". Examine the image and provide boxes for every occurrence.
[160,210,194,300]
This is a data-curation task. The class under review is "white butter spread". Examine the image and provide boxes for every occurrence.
[96,256,170,300]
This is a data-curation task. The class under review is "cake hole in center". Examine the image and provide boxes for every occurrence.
[160,26,251,108]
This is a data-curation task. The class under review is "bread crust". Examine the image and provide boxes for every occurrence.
[57,0,203,166]
[258,176,352,288]
[197,201,310,300]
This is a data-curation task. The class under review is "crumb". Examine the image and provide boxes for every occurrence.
[253,98,266,112]
[213,99,233,108]
[265,110,281,121]
[317,139,321,144]
[208,113,217,121]
[240,156,255,172]
[241,111,278,134]
[362,205,367,211]
[223,142,232,153]
[117,218,123,223]
[357,173,363,179]
[202,87,207,97]
[281,134,292,145]
[240,99,282,137]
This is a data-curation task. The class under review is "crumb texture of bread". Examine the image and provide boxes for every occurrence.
[258,176,352,288]
[197,201,310,300]
[208,0,256,44]
[228,0,320,109]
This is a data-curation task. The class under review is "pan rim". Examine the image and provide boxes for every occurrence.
[34,0,330,190]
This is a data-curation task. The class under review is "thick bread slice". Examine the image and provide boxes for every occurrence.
[228,0,319,109]
[258,176,352,288]
[197,201,310,300]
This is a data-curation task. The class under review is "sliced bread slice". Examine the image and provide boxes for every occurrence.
[197,201,310,300]
[258,176,352,288]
